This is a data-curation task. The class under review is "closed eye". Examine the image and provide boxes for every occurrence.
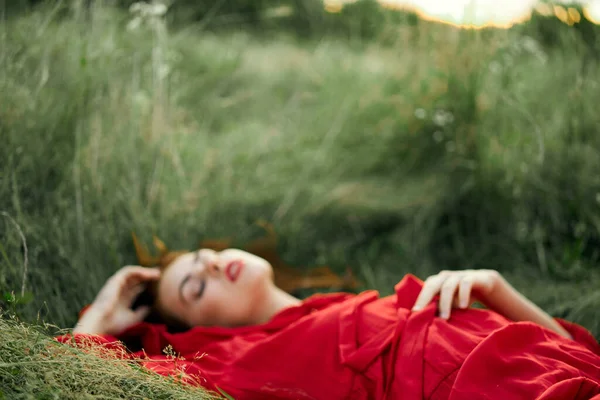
[196,279,206,299]
[179,275,206,304]
[179,251,207,304]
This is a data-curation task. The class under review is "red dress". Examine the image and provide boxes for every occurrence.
[59,274,600,400]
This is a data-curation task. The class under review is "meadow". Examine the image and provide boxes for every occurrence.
[1,1,600,397]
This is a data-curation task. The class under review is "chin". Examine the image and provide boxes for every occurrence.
[251,262,274,284]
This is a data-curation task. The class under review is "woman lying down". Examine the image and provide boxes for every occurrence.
[60,245,600,400]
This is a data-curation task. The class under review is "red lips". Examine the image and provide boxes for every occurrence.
[225,260,244,282]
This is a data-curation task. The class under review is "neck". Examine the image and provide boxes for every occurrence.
[255,285,301,324]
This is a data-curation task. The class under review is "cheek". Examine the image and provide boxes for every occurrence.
[190,285,222,325]
[156,283,182,319]
[203,281,263,326]
[192,282,244,326]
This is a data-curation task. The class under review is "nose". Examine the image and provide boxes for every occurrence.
[198,249,221,278]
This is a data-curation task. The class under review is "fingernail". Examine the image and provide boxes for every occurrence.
[412,306,421,312]
[440,312,449,319]
[460,300,467,308]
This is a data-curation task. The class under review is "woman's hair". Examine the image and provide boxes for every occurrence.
[131,233,189,331]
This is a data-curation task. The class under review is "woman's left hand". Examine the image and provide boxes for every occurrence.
[412,269,501,319]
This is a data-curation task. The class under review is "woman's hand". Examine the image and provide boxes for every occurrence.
[411,269,573,339]
[412,269,501,319]
[73,266,160,336]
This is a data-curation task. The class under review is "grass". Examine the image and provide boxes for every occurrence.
[1,1,600,397]
[0,315,219,399]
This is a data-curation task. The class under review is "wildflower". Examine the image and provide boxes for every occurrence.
[130,2,167,18]
[433,109,454,127]
[414,108,427,120]
[127,17,142,31]
[149,3,167,17]
[127,1,168,31]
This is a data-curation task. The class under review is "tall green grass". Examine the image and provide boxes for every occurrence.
[1,2,599,337]
[1,2,600,398]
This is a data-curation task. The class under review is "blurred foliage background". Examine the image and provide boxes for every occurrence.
[1,0,600,342]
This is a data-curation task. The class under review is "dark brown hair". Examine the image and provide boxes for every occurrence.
[131,233,189,330]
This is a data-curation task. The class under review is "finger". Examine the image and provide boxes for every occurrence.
[412,273,446,311]
[120,266,161,284]
[121,265,161,278]
[123,283,147,306]
[458,276,473,309]
[133,305,152,322]
[99,267,159,303]
[439,275,461,319]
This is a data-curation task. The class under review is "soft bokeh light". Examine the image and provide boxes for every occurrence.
[324,0,600,27]
[585,0,600,23]
[381,0,537,26]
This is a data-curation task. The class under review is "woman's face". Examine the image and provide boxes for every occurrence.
[156,248,274,328]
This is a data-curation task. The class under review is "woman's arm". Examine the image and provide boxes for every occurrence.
[411,269,572,339]
[481,273,572,339]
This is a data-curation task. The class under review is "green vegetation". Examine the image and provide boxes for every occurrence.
[0,315,219,399]
[1,1,600,397]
